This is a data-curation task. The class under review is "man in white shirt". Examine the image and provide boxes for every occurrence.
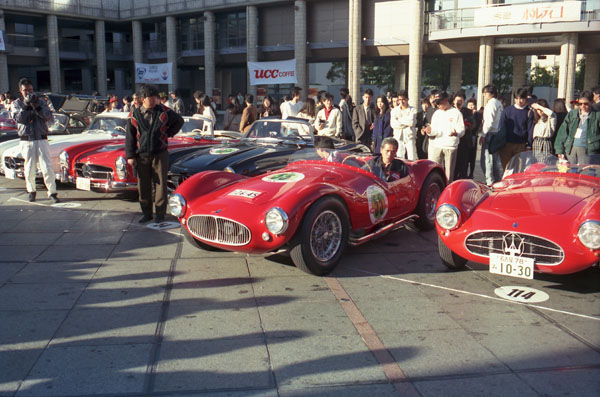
[280,87,303,119]
[479,84,504,185]
[423,92,465,182]
[390,90,417,160]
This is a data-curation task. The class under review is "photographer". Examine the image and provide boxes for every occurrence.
[11,78,59,203]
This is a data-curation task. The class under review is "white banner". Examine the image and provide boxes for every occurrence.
[248,59,298,86]
[474,1,582,27]
[0,31,5,52]
[135,62,172,84]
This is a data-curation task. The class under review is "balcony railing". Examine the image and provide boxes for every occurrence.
[428,0,600,33]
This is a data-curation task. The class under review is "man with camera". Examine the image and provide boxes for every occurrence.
[11,78,59,203]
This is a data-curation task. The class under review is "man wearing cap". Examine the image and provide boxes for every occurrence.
[169,90,185,115]
[126,84,184,223]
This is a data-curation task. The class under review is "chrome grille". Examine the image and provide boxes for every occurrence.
[75,163,113,179]
[465,231,564,265]
[4,156,24,170]
[187,215,251,246]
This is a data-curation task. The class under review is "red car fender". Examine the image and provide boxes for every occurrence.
[436,179,490,229]
[174,171,248,202]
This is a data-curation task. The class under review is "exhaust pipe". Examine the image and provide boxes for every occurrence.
[349,214,419,246]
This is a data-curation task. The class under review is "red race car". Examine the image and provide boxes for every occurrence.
[57,116,240,192]
[435,151,600,279]
[169,150,446,275]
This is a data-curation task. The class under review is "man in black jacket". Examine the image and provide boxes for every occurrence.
[126,84,184,223]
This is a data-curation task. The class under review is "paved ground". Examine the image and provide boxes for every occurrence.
[0,175,599,397]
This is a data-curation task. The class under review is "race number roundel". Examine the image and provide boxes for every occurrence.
[209,147,239,155]
[366,185,388,224]
[494,286,549,303]
[52,202,82,208]
[262,172,305,183]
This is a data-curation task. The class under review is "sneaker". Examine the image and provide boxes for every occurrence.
[50,194,60,204]
[28,192,36,202]
[138,214,153,223]
[154,214,165,224]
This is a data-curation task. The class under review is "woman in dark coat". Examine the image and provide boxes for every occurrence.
[372,95,392,154]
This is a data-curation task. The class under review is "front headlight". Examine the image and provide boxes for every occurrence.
[265,207,289,235]
[578,220,600,250]
[59,150,69,166]
[168,194,186,218]
[436,204,460,230]
[115,156,127,179]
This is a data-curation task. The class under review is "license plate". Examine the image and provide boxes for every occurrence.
[4,168,15,179]
[489,253,534,279]
[76,177,91,191]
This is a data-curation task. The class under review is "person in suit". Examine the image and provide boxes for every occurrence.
[352,88,374,147]
[240,93,257,133]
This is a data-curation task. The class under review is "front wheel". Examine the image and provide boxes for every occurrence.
[290,197,349,276]
[414,172,445,231]
[438,235,467,270]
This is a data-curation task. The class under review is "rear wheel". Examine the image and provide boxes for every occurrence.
[290,197,349,276]
[414,172,445,231]
[438,235,467,270]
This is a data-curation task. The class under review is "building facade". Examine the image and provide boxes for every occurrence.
[0,0,598,108]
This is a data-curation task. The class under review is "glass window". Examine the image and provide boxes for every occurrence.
[216,11,246,49]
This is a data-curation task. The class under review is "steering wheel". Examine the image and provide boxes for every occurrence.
[114,126,126,133]
[342,154,371,173]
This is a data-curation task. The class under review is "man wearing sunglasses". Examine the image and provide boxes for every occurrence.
[555,91,600,165]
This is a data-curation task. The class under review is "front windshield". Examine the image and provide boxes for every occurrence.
[87,116,128,135]
[0,110,11,119]
[503,151,600,178]
[179,118,212,137]
[48,114,68,132]
[244,120,313,142]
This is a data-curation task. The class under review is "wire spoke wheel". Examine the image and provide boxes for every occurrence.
[309,210,342,262]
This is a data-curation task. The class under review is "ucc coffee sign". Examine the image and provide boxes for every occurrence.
[248,59,298,86]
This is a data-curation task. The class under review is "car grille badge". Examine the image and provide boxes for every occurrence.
[215,209,222,214]
[502,232,525,257]
[512,222,518,228]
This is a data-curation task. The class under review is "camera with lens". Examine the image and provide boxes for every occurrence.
[24,93,39,107]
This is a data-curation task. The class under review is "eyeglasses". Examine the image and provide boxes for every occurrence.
[578,101,591,106]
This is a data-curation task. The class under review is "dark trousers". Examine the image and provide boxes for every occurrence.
[137,150,169,217]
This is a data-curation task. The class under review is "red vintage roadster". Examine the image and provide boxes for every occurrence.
[57,116,240,192]
[169,150,446,275]
[435,152,600,279]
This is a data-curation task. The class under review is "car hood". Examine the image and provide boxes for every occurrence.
[2,131,120,159]
[77,142,127,164]
[170,141,299,174]
[187,165,332,214]
[486,174,599,216]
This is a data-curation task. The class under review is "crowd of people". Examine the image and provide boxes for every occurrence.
[7,78,600,211]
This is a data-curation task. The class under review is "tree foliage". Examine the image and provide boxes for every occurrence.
[493,56,514,97]
[530,65,557,87]
[326,60,395,91]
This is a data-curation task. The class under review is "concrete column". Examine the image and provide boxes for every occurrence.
[449,57,462,94]
[511,55,527,98]
[294,0,308,96]
[395,60,406,92]
[166,16,178,91]
[204,11,215,97]
[583,53,599,93]
[95,20,107,95]
[0,11,9,93]
[476,36,494,107]
[408,0,424,108]
[246,6,258,97]
[132,20,143,91]
[348,0,362,103]
[81,67,93,93]
[47,15,61,92]
[558,33,578,106]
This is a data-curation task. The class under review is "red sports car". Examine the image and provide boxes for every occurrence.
[435,152,600,279]
[57,116,240,192]
[169,150,446,275]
